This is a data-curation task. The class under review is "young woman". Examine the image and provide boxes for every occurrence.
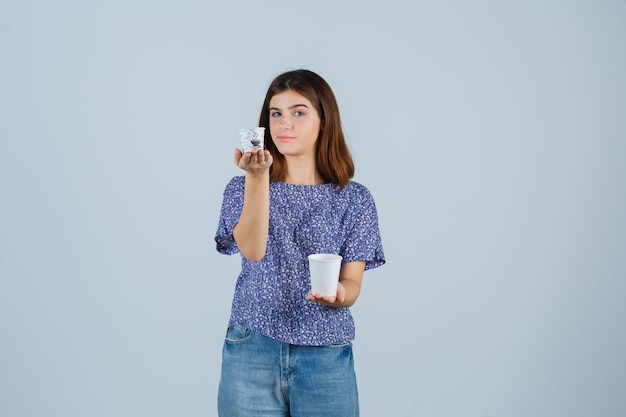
[215,69,385,416]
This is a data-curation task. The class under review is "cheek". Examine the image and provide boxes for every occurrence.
[268,119,278,135]
[307,120,321,136]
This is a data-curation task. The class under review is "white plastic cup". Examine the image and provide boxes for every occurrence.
[239,127,265,152]
[308,254,343,296]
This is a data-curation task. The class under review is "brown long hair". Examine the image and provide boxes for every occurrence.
[258,69,354,189]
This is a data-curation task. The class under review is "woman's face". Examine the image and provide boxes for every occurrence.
[268,89,321,158]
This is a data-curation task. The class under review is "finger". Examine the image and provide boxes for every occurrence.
[233,148,242,165]
[238,152,252,169]
[310,292,325,302]
[335,291,345,304]
[248,149,259,163]
[322,294,337,303]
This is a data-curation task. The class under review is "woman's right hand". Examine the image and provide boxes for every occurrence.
[234,148,273,176]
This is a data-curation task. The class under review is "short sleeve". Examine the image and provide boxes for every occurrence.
[214,176,245,255]
[341,185,386,270]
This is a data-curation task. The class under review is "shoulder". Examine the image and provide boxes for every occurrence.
[341,180,374,199]
[220,176,245,199]
[227,175,245,186]
[223,175,245,193]
[338,181,381,214]
[344,180,369,192]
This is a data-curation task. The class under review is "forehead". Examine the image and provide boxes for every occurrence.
[269,89,314,108]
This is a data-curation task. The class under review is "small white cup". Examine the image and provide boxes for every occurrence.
[308,254,343,296]
[239,127,265,152]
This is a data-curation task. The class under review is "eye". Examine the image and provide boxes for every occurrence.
[270,111,281,117]
[294,111,305,116]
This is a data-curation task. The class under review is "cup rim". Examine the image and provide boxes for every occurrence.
[307,253,343,262]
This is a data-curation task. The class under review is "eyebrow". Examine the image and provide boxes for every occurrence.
[268,103,310,111]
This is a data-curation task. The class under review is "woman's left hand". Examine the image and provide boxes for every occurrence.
[307,282,346,307]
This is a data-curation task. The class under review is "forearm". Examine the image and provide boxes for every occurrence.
[233,172,270,262]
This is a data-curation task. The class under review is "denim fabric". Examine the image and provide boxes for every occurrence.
[218,323,359,417]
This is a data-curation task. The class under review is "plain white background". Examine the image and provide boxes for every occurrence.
[1,1,625,416]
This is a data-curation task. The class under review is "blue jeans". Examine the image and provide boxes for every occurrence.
[217,323,359,417]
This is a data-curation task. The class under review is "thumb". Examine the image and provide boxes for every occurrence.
[233,148,243,166]
[336,283,346,304]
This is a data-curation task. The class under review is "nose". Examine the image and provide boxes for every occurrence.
[279,115,293,130]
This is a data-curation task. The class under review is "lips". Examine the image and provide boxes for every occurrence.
[278,136,295,143]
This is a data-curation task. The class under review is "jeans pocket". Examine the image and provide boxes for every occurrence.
[323,341,352,350]
[224,323,254,344]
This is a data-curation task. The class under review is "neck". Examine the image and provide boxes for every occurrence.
[283,155,322,185]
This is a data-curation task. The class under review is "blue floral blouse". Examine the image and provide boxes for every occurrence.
[215,176,385,346]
